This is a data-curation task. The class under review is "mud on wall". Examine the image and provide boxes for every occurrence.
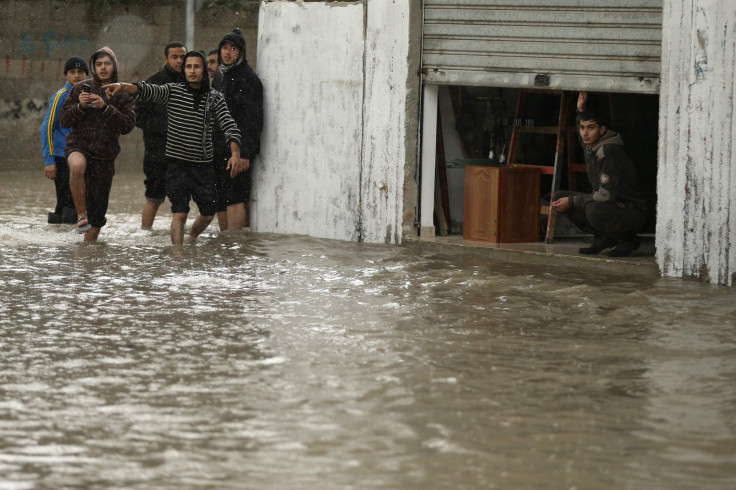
[0,0,259,172]
[657,0,736,285]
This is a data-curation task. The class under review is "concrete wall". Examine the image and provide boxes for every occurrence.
[0,0,259,172]
[657,0,736,285]
[253,0,419,244]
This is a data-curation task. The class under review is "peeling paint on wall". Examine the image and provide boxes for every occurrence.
[360,0,409,244]
[253,2,365,242]
[657,0,736,285]
[253,0,410,245]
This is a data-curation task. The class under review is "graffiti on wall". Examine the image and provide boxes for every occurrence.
[1,98,48,120]
[21,31,89,55]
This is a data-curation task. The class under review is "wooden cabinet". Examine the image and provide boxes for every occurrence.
[463,166,541,243]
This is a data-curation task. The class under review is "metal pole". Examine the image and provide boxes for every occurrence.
[186,0,194,51]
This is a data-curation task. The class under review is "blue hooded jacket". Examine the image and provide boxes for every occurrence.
[40,81,73,165]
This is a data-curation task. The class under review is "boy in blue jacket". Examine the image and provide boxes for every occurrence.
[40,56,88,224]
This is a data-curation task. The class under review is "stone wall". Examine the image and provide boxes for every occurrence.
[0,0,259,172]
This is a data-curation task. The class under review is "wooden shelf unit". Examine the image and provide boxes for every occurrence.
[463,166,541,243]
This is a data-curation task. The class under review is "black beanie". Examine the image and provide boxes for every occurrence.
[219,28,246,54]
[64,56,89,75]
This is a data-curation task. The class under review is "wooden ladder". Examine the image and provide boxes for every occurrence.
[507,89,578,243]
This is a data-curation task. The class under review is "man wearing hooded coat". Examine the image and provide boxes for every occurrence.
[105,51,243,245]
[211,28,264,230]
[59,46,136,242]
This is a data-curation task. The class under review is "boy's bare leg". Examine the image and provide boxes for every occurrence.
[170,212,188,244]
[189,215,214,242]
[141,200,161,229]
[225,203,246,230]
[67,151,88,220]
[216,210,227,231]
[84,227,101,242]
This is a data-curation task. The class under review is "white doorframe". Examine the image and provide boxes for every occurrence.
[419,83,438,237]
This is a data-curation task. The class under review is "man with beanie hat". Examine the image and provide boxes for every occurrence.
[135,41,187,230]
[40,56,88,224]
[104,50,243,244]
[59,46,136,242]
[212,27,264,231]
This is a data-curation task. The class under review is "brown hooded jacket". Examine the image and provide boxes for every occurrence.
[59,46,136,161]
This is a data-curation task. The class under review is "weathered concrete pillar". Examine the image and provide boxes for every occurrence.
[657,0,736,285]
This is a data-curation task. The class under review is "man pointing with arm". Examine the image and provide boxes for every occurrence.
[104,51,242,244]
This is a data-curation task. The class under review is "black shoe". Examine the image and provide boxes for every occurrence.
[579,236,617,254]
[48,212,62,224]
[606,237,641,257]
[61,207,78,224]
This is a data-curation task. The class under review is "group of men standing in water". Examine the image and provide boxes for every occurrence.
[42,28,646,257]
[41,28,263,244]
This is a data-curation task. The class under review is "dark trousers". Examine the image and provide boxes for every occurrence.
[143,151,168,203]
[213,153,252,212]
[555,191,647,241]
[52,156,74,214]
[85,159,116,229]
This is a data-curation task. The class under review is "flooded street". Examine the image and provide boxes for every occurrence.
[1,170,735,489]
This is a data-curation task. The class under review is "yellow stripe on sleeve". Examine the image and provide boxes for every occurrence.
[47,88,68,156]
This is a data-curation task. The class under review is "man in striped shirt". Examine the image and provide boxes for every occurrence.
[104,51,244,244]
[40,56,88,224]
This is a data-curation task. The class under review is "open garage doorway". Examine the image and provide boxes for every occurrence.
[429,86,659,243]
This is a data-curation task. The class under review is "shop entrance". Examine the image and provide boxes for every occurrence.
[425,86,659,241]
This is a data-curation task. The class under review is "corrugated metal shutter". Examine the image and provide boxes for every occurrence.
[422,0,663,93]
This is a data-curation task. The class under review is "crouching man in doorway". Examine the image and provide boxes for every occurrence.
[104,51,243,244]
[551,92,648,257]
[59,46,136,241]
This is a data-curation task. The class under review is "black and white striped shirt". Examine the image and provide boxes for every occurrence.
[133,82,241,163]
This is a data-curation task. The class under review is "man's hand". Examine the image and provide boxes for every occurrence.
[577,92,588,112]
[102,82,125,97]
[551,196,570,214]
[79,91,105,109]
[226,154,243,178]
[78,91,93,108]
[44,164,57,180]
[88,93,106,109]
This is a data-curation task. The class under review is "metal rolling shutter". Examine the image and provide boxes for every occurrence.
[422,0,663,93]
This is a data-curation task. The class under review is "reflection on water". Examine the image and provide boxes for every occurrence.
[1,170,735,489]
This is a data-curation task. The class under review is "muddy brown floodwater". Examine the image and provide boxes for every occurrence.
[1,170,735,489]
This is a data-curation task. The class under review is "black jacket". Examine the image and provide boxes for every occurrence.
[212,59,263,160]
[135,64,181,159]
[570,114,647,212]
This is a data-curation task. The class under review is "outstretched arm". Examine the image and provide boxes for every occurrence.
[103,82,139,97]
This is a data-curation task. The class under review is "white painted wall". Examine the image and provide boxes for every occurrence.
[253,0,410,244]
[657,0,736,285]
[360,0,410,244]
[253,2,364,241]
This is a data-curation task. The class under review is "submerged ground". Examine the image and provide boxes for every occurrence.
[1,170,735,488]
